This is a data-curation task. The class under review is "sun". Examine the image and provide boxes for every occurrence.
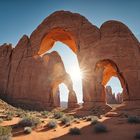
[68,66,83,82]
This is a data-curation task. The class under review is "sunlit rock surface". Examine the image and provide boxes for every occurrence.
[0,10,140,110]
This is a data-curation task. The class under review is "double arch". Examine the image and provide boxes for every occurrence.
[28,11,140,109]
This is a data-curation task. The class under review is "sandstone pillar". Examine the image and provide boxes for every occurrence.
[68,90,78,108]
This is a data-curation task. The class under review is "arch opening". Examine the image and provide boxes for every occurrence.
[59,83,69,108]
[95,59,128,106]
[39,29,83,109]
[105,76,123,105]
[39,28,77,55]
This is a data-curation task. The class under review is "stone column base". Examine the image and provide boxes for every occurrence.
[68,102,80,108]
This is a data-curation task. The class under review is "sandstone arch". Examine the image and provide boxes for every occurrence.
[39,28,77,54]
[51,72,78,108]
[94,59,129,103]
[0,10,139,110]
[30,11,100,55]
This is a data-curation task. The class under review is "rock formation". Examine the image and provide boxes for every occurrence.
[105,86,123,104]
[116,93,123,104]
[105,86,117,104]
[0,10,140,110]
[0,38,77,110]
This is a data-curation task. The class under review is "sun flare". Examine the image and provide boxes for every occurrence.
[68,66,83,82]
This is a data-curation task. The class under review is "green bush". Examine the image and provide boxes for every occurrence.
[18,116,41,128]
[24,127,32,134]
[0,126,12,140]
[128,116,140,124]
[135,132,140,139]
[47,120,57,129]
[69,127,81,135]
[93,123,108,133]
[54,112,64,119]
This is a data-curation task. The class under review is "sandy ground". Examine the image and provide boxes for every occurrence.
[0,113,139,140]
[0,102,140,140]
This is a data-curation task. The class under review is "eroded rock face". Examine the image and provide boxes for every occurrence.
[0,10,140,110]
[0,38,77,109]
[0,44,12,99]
[106,86,116,104]
[105,86,123,104]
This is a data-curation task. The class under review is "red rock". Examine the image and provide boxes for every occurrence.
[0,11,139,110]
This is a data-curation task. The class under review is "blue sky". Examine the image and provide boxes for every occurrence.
[0,0,139,103]
[0,0,140,45]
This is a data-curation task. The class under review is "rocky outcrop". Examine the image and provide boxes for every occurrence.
[0,39,77,110]
[116,93,123,104]
[106,86,117,104]
[0,10,140,110]
[105,86,123,104]
[0,44,12,99]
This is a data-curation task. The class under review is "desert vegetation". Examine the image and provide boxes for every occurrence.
[0,126,12,140]
[127,116,140,124]
[18,116,41,128]
[0,99,139,140]
[47,120,57,129]
[69,127,81,135]
[93,123,108,133]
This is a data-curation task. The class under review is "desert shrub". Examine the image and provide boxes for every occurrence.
[74,118,80,124]
[135,132,140,139]
[93,123,108,133]
[47,120,57,129]
[0,126,12,140]
[16,110,27,118]
[0,118,3,123]
[61,116,71,125]
[82,117,86,120]
[86,116,92,121]
[5,112,14,116]
[24,127,32,134]
[54,112,64,119]
[91,120,99,125]
[4,111,14,121]
[65,122,71,127]
[69,115,75,121]
[69,127,81,135]
[128,116,140,124]
[86,116,99,122]
[6,115,13,121]
[18,116,41,128]
[41,111,49,117]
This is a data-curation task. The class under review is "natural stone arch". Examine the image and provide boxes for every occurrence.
[51,73,78,108]
[37,27,80,109]
[0,10,139,111]
[30,10,100,55]
[94,59,129,103]
[38,28,77,54]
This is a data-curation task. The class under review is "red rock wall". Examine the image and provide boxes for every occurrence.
[0,11,140,110]
[0,44,12,99]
